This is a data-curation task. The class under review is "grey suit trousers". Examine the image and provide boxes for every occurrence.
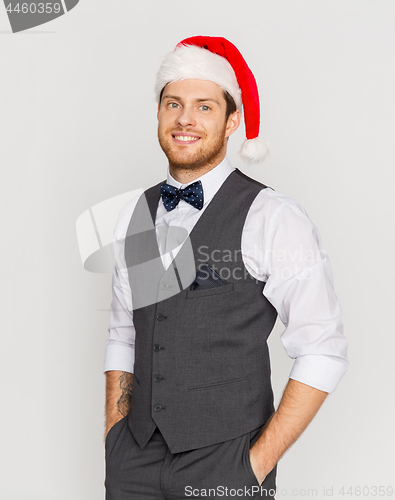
[105,418,276,500]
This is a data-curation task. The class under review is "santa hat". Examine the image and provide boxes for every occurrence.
[155,35,270,163]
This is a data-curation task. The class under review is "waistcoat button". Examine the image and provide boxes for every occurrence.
[156,313,166,320]
[153,404,163,412]
[153,344,163,352]
[153,374,163,382]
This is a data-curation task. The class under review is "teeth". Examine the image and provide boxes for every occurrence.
[174,136,199,142]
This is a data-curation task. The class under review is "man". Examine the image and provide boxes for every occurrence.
[104,36,348,499]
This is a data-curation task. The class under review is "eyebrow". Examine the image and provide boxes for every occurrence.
[162,95,221,106]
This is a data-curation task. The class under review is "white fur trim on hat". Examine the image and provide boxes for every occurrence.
[155,44,243,112]
[239,137,271,164]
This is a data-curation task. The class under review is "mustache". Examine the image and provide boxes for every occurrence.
[169,129,203,136]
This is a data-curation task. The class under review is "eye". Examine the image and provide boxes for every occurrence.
[168,102,179,109]
[200,105,210,111]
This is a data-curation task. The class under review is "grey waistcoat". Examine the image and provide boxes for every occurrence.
[125,168,278,453]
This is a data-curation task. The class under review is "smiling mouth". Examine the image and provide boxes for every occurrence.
[172,135,201,144]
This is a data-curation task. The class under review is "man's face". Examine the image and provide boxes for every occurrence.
[157,79,239,171]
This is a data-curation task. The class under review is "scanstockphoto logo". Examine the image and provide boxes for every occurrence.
[75,189,197,310]
[3,0,79,33]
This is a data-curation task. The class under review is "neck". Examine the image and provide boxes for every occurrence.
[168,151,226,185]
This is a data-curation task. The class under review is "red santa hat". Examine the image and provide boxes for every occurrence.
[155,35,270,163]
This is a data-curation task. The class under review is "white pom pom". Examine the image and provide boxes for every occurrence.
[239,137,271,164]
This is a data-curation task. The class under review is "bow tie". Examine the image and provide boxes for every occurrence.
[160,180,204,212]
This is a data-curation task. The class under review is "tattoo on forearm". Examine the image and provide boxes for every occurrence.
[117,372,133,417]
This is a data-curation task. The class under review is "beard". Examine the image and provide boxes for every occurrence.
[157,121,227,171]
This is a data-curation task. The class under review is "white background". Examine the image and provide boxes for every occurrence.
[1,1,394,498]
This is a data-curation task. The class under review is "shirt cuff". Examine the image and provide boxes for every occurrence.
[103,341,135,374]
[289,354,349,393]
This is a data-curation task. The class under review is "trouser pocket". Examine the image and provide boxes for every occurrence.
[244,427,263,487]
[105,416,127,461]
[244,427,277,498]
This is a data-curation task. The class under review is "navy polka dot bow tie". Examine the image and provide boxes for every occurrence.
[160,180,204,212]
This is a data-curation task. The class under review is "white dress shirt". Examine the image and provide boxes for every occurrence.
[104,156,348,393]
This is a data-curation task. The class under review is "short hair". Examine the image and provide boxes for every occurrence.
[223,90,237,121]
[159,86,237,122]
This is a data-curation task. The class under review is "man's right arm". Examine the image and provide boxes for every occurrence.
[105,370,133,441]
[104,195,144,441]
[104,262,136,441]
[104,265,136,442]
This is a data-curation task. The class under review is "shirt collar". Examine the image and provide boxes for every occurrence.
[166,156,235,205]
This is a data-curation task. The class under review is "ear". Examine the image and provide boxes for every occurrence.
[225,109,241,138]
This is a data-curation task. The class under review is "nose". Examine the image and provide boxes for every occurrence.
[176,106,197,128]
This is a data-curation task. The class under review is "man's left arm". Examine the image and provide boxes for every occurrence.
[249,378,328,483]
[248,197,349,484]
